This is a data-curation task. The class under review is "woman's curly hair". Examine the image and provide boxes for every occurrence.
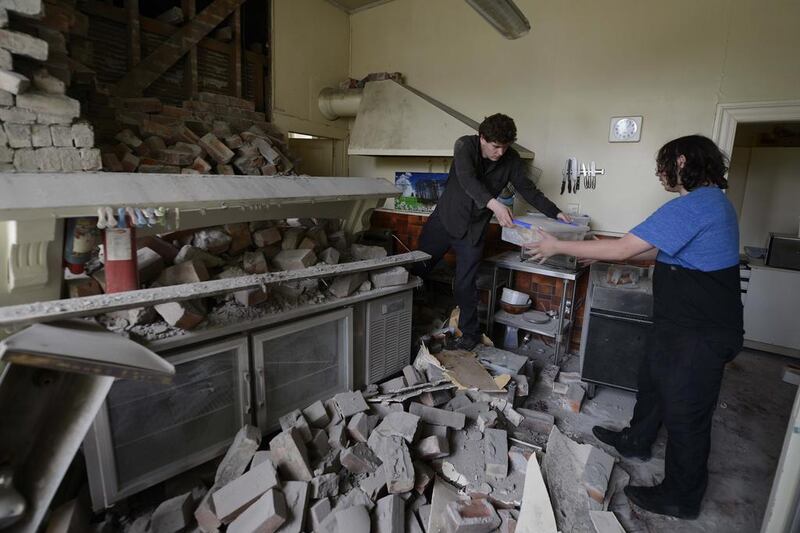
[656,135,729,191]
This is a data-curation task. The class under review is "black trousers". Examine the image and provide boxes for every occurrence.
[410,210,485,339]
[626,323,741,506]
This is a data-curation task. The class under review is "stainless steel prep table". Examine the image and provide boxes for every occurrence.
[485,251,587,364]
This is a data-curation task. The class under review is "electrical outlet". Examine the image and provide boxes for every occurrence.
[567,203,580,215]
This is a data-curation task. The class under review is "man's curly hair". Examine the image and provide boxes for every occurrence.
[478,113,517,145]
[656,135,729,191]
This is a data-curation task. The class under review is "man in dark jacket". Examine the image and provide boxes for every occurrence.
[412,113,570,350]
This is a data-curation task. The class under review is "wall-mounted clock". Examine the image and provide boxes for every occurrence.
[609,116,643,142]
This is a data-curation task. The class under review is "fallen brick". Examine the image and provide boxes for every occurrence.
[347,412,370,443]
[174,245,225,268]
[327,421,348,450]
[415,435,449,460]
[234,287,268,307]
[269,428,313,481]
[340,443,381,475]
[334,390,370,417]
[372,412,420,443]
[157,259,209,286]
[329,272,368,298]
[226,488,286,533]
[272,249,316,271]
[370,266,409,288]
[154,300,206,329]
[302,400,330,428]
[582,446,616,504]
[224,222,252,255]
[413,461,434,494]
[334,505,370,533]
[277,481,309,533]
[280,227,305,250]
[150,492,192,533]
[565,383,585,414]
[253,227,282,247]
[409,403,465,430]
[309,498,332,531]
[67,277,102,298]
[191,156,212,173]
[319,247,340,265]
[445,498,501,533]
[198,132,234,164]
[311,473,339,499]
[309,428,331,458]
[375,494,404,533]
[350,244,387,261]
[136,247,165,284]
[101,152,123,171]
[484,428,508,478]
[212,458,279,523]
[193,228,232,255]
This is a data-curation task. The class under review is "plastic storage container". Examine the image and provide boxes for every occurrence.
[502,213,591,269]
[501,213,590,246]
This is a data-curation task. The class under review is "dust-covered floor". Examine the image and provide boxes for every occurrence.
[515,340,797,532]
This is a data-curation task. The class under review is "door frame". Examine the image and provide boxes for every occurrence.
[713,100,800,533]
[712,99,800,156]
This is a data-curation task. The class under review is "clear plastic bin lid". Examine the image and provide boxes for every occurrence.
[501,214,589,246]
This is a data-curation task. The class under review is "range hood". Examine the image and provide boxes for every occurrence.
[319,79,535,159]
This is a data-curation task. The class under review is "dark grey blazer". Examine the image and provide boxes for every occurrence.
[435,135,561,244]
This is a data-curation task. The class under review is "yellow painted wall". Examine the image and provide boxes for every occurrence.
[349,0,800,233]
[271,0,350,140]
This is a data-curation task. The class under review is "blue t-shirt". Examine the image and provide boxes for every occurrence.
[631,186,739,271]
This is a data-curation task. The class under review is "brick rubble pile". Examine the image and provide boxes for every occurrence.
[65,218,409,337]
[99,92,295,176]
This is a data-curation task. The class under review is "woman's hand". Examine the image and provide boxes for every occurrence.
[524,229,560,263]
[556,212,573,224]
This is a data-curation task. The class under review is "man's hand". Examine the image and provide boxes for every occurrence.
[523,229,560,263]
[487,198,514,227]
[556,212,573,223]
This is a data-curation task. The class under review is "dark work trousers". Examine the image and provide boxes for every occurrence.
[409,210,486,339]
[626,323,740,506]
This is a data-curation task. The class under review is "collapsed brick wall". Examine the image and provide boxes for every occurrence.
[0,0,101,172]
[96,92,295,176]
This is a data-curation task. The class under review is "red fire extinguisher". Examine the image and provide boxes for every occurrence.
[103,208,139,293]
[63,217,100,274]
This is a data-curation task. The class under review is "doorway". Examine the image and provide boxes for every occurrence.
[712,100,800,533]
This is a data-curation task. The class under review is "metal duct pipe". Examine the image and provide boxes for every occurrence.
[318,87,363,121]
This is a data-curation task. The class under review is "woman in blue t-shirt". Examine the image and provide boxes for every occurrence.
[527,135,743,520]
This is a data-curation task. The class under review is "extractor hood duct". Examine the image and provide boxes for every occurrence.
[322,79,534,159]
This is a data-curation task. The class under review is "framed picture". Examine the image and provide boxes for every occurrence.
[394,172,449,212]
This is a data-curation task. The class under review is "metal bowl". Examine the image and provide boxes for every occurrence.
[500,301,531,314]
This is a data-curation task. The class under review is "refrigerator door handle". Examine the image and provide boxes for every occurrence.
[242,371,251,414]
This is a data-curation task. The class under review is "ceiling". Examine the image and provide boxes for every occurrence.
[325,0,396,14]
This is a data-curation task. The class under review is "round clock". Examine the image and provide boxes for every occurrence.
[609,116,642,142]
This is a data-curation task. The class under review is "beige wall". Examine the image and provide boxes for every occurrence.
[271,0,350,140]
[348,0,800,233]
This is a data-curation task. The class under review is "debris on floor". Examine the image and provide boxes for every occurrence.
[49,339,640,533]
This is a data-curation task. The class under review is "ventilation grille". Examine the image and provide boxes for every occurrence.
[366,292,412,383]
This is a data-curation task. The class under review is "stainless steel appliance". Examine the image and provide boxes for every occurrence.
[766,233,800,271]
[580,263,653,391]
